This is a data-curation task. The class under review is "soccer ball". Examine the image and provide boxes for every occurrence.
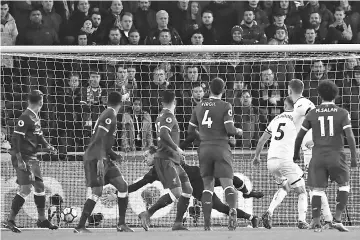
[61,207,78,223]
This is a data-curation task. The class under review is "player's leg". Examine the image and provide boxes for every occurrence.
[109,174,134,232]
[199,145,216,230]
[307,158,329,232]
[212,193,259,228]
[172,166,193,230]
[75,160,103,233]
[232,175,264,199]
[262,160,288,229]
[329,155,350,232]
[215,147,237,231]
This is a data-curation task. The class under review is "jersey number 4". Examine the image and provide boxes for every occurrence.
[202,110,213,128]
[318,116,334,136]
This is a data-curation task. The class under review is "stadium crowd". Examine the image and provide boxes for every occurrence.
[1,0,360,157]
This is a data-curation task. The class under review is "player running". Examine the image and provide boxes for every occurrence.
[74,92,133,233]
[187,78,243,231]
[138,91,193,231]
[130,146,263,228]
[253,97,309,230]
[294,81,358,232]
[4,90,58,233]
[288,79,332,228]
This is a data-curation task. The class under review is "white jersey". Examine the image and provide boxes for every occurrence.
[293,97,315,149]
[266,111,297,161]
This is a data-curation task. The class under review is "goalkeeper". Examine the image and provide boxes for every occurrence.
[131,145,263,228]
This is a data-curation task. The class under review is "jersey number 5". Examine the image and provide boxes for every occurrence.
[318,116,334,136]
[202,110,213,128]
[275,123,286,140]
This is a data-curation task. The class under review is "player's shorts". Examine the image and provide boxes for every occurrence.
[267,158,304,188]
[153,157,189,189]
[83,157,122,188]
[198,144,233,179]
[307,150,349,188]
[11,155,43,185]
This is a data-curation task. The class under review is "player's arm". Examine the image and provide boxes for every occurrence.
[108,148,123,163]
[253,130,272,162]
[224,103,242,136]
[159,115,183,154]
[181,129,200,150]
[187,108,199,137]
[342,113,358,167]
[128,168,158,193]
[37,131,57,154]
[11,116,30,168]
[294,116,312,162]
[93,116,115,161]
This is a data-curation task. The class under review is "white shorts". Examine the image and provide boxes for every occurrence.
[267,158,304,188]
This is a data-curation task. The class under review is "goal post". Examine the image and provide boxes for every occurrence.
[1,45,359,228]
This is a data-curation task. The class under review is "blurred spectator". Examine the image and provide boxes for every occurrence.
[238,0,269,30]
[120,12,134,45]
[41,0,62,36]
[307,12,327,43]
[143,67,174,118]
[190,30,204,45]
[145,10,182,45]
[159,29,172,45]
[102,0,124,33]
[183,1,202,44]
[80,18,95,36]
[300,0,334,29]
[233,90,259,149]
[108,66,135,105]
[268,26,288,45]
[63,0,90,44]
[327,7,352,44]
[1,1,18,68]
[303,60,330,105]
[1,1,18,46]
[261,0,274,18]
[176,65,209,101]
[77,31,88,45]
[88,10,105,45]
[273,0,302,29]
[199,10,217,45]
[16,8,59,45]
[170,0,190,42]
[128,29,140,45]
[301,27,318,44]
[107,27,122,45]
[10,0,33,34]
[54,72,88,153]
[339,0,360,43]
[133,0,157,44]
[251,66,285,131]
[121,98,153,152]
[204,0,238,44]
[241,9,267,45]
[265,9,290,42]
[230,25,244,45]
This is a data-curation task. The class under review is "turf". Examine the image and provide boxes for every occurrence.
[2,227,360,240]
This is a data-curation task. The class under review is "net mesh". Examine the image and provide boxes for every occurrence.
[1,50,359,228]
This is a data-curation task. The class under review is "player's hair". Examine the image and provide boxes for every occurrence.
[90,10,101,17]
[305,26,316,32]
[159,29,171,36]
[202,9,213,17]
[191,82,203,89]
[191,30,203,37]
[210,78,225,95]
[109,27,121,34]
[29,7,42,16]
[107,91,123,106]
[284,96,294,108]
[28,90,43,104]
[288,79,304,94]
[317,80,339,102]
[77,30,87,37]
[1,1,9,6]
[334,6,345,13]
[148,145,157,154]
[162,90,176,104]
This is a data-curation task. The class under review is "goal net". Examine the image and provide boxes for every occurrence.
[1,45,359,228]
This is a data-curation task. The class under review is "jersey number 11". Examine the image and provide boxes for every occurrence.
[318,116,334,136]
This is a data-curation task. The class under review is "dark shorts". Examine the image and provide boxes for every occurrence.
[83,157,123,188]
[198,144,233,179]
[153,157,189,190]
[307,151,349,188]
[12,155,42,185]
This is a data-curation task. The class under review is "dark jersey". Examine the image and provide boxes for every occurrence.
[189,97,234,147]
[155,108,180,163]
[302,103,351,153]
[11,108,43,156]
[84,108,117,161]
